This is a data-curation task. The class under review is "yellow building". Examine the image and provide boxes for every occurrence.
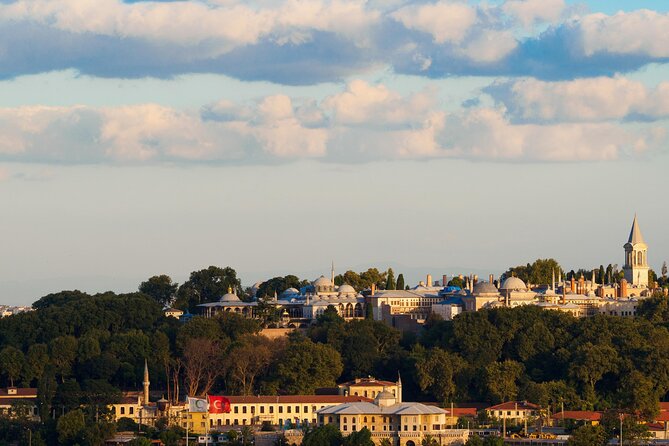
[207,395,371,431]
[0,387,38,421]
[338,377,401,401]
[318,390,468,446]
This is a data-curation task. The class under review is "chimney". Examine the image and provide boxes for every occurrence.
[489,274,494,285]
[473,275,479,285]
[371,283,376,296]
[427,274,432,288]
[570,277,575,293]
[578,275,585,294]
[620,279,628,298]
[443,275,448,287]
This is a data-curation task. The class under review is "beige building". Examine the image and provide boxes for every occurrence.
[318,390,468,446]
[338,377,402,401]
[486,401,541,424]
[207,395,372,430]
[0,387,38,420]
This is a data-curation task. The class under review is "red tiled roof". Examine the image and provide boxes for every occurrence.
[446,407,478,417]
[0,388,37,398]
[655,412,669,422]
[551,411,602,421]
[222,395,373,404]
[486,401,541,411]
[660,402,669,411]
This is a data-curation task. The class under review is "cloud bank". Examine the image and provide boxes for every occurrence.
[0,80,663,165]
[0,0,668,83]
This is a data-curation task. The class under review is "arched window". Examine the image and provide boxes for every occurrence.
[638,251,643,266]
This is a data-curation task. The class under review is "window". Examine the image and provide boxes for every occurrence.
[413,425,417,431]
[295,406,299,413]
[279,406,283,414]
[243,406,247,414]
[226,420,230,426]
[287,406,291,414]
[121,407,125,415]
[260,407,264,414]
[343,426,347,432]
[129,407,134,415]
[364,417,368,423]
[270,407,274,414]
[218,420,222,426]
[234,419,238,425]
[372,417,375,423]
[305,406,309,413]
[344,417,348,423]
[251,407,255,414]
[234,406,239,414]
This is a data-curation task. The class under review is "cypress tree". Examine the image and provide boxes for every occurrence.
[396,274,405,291]
[386,268,396,290]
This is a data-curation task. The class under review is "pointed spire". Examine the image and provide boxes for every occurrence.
[551,269,555,292]
[628,214,645,245]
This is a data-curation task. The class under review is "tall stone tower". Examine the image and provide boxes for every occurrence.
[623,215,649,287]
[143,359,150,406]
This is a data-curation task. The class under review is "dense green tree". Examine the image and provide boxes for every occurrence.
[0,346,24,386]
[396,274,405,290]
[175,266,242,310]
[139,275,179,308]
[567,425,608,446]
[413,346,465,404]
[343,427,374,446]
[385,268,396,290]
[503,259,562,285]
[23,343,49,384]
[256,275,305,299]
[302,424,343,446]
[447,277,464,288]
[464,436,484,446]
[484,360,524,403]
[56,409,86,445]
[271,333,343,394]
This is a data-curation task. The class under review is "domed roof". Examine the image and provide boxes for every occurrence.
[500,277,527,291]
[338,284,356,294]
[374,389,397,407]
[313,276,333,287]
[220,287,241,302]
[473,282,499,295]
[281,287,299,296]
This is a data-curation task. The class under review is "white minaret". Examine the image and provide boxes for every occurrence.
[143,359,150,406]
[331,261,335,285]
[623,215,649,287]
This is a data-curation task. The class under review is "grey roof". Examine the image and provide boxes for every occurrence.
[628,215,645,245]
[318,402,446,416]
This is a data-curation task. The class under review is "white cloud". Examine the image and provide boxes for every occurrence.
[502,0,566,26]
[0,81,663,165]
[487,77,669,122]
[391,1,477,44]
[458,30,517,63]
[578,10,669,58]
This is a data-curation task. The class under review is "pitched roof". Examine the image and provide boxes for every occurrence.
[445,407,478,417]
[486,401,541,411]
[628,215,645,245]
[339,378,396,388]
[551,411,602,421]
[318,402,446,416]
[0,388,37,398]
[221,395,372,404]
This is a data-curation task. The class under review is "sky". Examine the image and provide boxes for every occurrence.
[1,0,668,305]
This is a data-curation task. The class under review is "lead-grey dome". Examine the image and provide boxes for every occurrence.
[473,282,499,295]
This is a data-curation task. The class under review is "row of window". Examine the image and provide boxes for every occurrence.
[230,405,325,414]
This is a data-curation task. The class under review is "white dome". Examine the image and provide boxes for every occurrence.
[281,287,299,297]
[313,276,333,287]
[473,282,499,295]
[374,390,397,407]
[338,284,356,295]
[500,277,527,291]
[220,287,241,302]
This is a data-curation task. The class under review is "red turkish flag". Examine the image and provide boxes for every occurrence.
[208,395,231,414]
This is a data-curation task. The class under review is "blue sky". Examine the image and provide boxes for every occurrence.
[1,0,668,304]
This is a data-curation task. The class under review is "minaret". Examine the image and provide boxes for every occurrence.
[143,359,150,406]
[623,215,649,287]
[397,371,403,403]
[331,261,335,285]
